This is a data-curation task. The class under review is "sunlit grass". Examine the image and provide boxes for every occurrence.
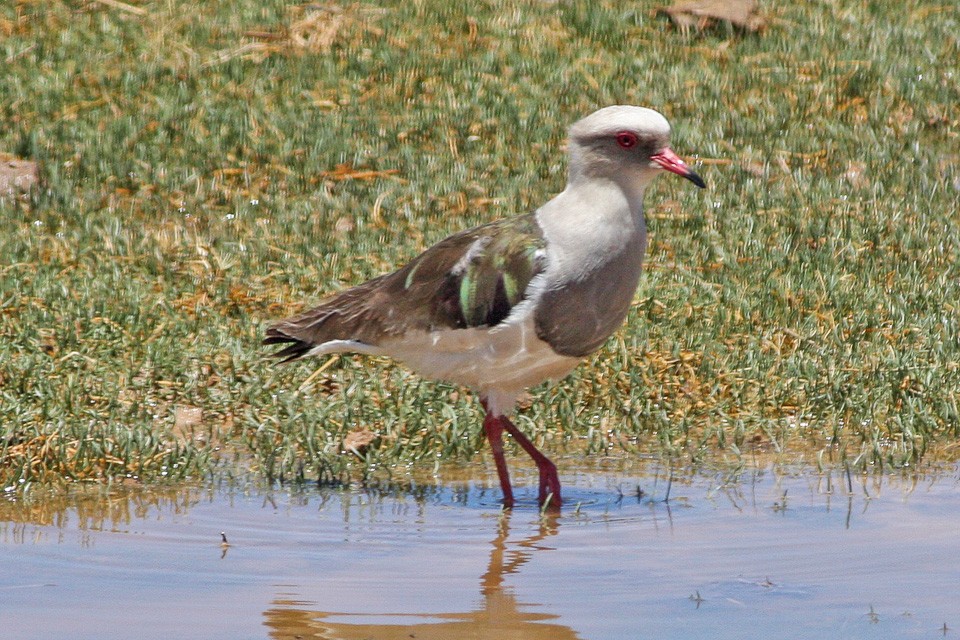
[1,0,958,492]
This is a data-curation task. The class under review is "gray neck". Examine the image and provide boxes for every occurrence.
[536,176,648,282]
[531,177,650,357]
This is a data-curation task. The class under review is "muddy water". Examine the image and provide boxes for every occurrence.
[2,463,958,639]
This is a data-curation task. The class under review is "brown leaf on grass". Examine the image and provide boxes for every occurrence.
[660,0,765,33]
[203,42,280,68]
[38,328,58,356]
[209,5,387,67]
[172,405,204,444]
[334,216,355,235]
[887,101,915,135]
[288,4,386,53]
[0,155,39,198]
[175,405,203,429]
[227,285,269,314]
[515,392,535,411]
[843,161,870,189]
[92,0,148,16]
[342,429,379,457]
[171,291,212,315]
[320,162,401,182]
[741,160,767,179]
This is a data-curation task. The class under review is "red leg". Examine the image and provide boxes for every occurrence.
[499,417,562,509]
[482,410,515,507]
[480,399,562,509]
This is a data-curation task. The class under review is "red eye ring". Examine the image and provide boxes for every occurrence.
[615,131,638,148]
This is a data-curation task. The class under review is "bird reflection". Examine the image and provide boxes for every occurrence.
[261,509,581,640]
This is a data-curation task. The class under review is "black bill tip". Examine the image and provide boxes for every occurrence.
[685,169,706,189]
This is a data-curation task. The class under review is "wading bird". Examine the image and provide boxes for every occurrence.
[265,105,705,508]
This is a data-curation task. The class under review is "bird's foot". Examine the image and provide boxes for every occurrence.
[482,399,563,510]
[537,459,562,509]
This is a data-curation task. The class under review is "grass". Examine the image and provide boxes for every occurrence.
[1,0,958,494]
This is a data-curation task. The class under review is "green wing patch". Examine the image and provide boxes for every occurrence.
[453,216,546,327]
[393,214,547,331]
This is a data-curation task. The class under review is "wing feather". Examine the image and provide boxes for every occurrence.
[264,213,547,360]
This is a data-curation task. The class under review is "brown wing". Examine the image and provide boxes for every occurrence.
[263,214,547,362]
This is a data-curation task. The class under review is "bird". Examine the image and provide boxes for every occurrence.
[264,105,705,509]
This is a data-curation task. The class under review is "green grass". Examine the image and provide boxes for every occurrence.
[1,0,959,493]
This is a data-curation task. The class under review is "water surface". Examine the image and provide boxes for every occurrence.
[2,463,958,639]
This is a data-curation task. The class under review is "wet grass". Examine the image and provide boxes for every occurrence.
[1,0,958,493]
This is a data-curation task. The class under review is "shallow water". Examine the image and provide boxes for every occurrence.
[2,463,958,639]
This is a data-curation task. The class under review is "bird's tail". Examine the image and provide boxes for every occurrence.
[263,327,315,363]
[263,278,388,363]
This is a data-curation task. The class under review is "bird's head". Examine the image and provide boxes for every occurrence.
[567,105,705,191]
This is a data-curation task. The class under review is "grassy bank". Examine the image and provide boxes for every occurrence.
[1,0,958,492]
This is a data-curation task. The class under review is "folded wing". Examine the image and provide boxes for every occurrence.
[263,214,547,362]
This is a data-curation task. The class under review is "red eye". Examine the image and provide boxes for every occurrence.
[615,132,638,148]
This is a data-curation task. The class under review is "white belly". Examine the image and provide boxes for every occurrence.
[305,301,583,415]
[378,311,581,414]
